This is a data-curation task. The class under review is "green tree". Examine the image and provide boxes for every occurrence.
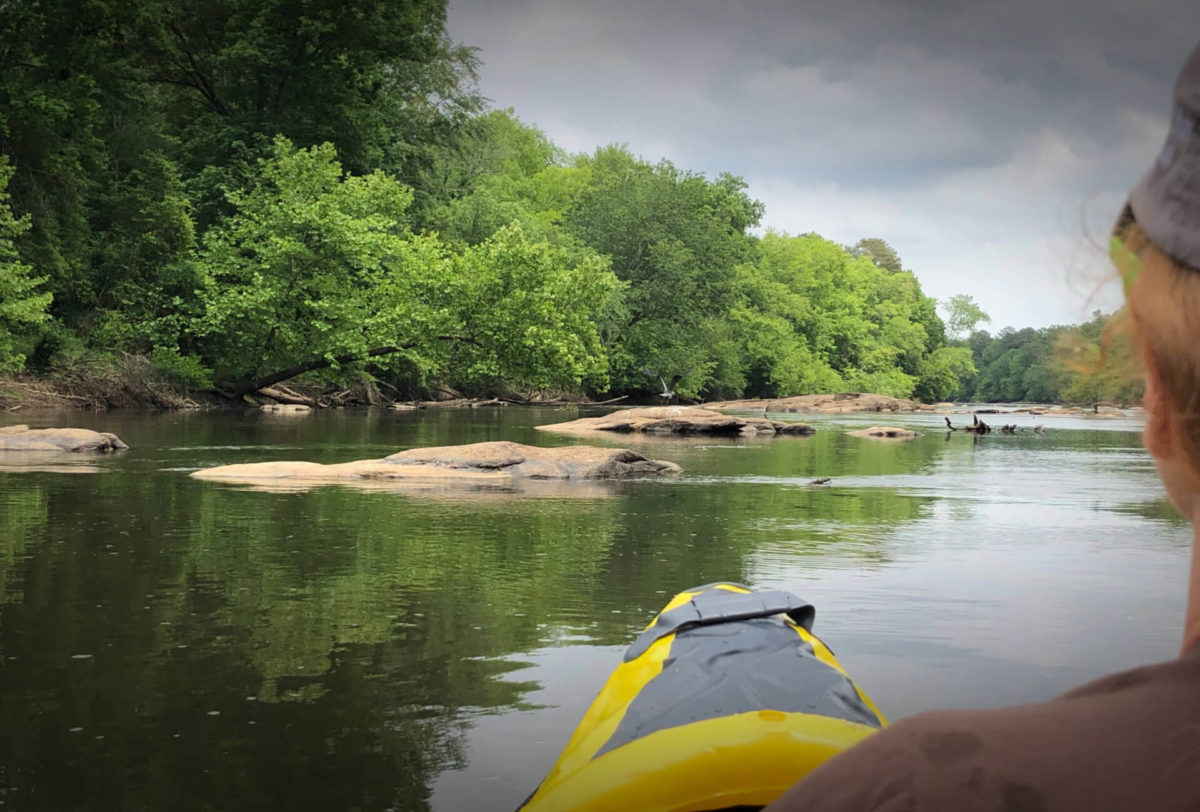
[417,109,563,241]
[0,0,1021,405]
[189,139,415,390]
[913,346,975,402]
[958,312,1142,405]
[0,0,185,334]
[723,255,842,397]
[849,237,903,274]
[564,146,763,397]
[1056,311,1142,406]
[137,0,481,224]
[0,158,51,372]
[911,292,947,352]
[941,294,991,342]
[972,327,1045,401]
[730,231,952,400]
[189,138,616,395]
[429,226,619,392]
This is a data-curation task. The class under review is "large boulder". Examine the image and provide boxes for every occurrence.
[536,406,814,436]
[706,393,932,414]
[191,441,681,488]
[0,424,128,453]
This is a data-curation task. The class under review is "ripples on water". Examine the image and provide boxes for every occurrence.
[0,407,1189,811]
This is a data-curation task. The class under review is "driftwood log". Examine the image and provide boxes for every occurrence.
[258,386,316,407]
[944,415,991,433]
[944,416,1045,435]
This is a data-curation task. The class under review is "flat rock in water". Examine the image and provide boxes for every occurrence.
[536,406,814,436]
[191,440,681,487]
[0,424,128,453]
[847,426,922,440]
[706,393,932,414]
[1012,405,1128,418]
[261,404,311,414]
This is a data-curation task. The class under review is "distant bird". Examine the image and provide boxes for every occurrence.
[944,416,954,430]
[643,368,692,404]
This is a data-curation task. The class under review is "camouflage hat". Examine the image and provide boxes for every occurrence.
[1126,41,1200,269]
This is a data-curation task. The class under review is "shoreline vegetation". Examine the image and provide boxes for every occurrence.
[0,367,1138,417]
[0,1,1140,416]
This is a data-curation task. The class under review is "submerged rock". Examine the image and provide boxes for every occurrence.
[191,440,681,488]
[706,393,932,414]
[0,424,128,453]
[847,426,922,440]
[536,406,814,436]
[261,403,311,414]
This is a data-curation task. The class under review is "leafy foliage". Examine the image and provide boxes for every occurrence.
[191,139,415,383]
[138,0,481,216]
[187,138,616,393]
[914,346,976,402]
[0,4,1015,403]
[941,294,991,342]
[435,226,619,391]
[0,159,51,372]
[849,237,903,275]
[955,311,1142,404]
[563,146,764,397]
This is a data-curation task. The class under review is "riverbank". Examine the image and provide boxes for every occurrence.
[0,376,612,413]
[0,369,1137,416]
[0,363,212,411]
[0,359,600,412]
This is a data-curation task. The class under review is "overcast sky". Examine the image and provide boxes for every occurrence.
[445,1,1200,330]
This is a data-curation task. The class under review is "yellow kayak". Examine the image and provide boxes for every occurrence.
[519,582,886,812]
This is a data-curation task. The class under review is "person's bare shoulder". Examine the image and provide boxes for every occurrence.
[765,707,1062,812]
[765,714,927,812]
[767,654,1200,811]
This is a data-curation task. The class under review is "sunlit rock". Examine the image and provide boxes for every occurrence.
[536,406,814,436]
[846,426,922,440]
[706,393,933,414]
[0,424,128,453]
[190,440,681,492]
[260,404,311,414]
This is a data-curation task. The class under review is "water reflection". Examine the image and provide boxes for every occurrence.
[0,450,108,475]
[0,408,1189,812]
[194,478,630,498]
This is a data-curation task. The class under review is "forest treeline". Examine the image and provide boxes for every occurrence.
[956,312,1142,405]
[0,0,1137,405]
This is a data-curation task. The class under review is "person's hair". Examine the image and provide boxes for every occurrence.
[1119,220,1200,481]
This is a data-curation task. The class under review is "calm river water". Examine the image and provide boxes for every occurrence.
[0,406,1189,811]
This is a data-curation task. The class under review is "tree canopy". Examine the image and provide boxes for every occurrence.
[947,311,1142,405]
[5,0,1116,405]
[0,158,51,372]
[941,294,991,343]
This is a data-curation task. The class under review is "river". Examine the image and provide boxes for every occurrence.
[0,406,1189,811]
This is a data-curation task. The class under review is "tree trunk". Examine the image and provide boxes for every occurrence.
[225,345,410,397]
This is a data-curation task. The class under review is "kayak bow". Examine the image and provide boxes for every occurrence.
[519,582,886,812]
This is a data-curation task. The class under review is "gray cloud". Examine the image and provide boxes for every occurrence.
[447,0,1200,327]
